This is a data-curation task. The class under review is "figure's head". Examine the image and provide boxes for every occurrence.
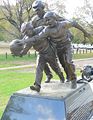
[21,22,34,37]
[44,11,57,27]
[10,39,24,56]
[32,0,45,17]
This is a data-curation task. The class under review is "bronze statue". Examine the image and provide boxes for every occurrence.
[30,0,53,83]
[31,0,74,83]
[23,11,90,89]
[20,22,65,92]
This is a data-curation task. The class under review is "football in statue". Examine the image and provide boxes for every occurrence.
[10,39,24,56]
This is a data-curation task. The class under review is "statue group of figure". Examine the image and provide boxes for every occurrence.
[10,0,90,92]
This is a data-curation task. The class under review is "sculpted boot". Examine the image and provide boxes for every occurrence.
[30,84,40,92]
[71,79,77,89]
[60,77,65,83]
[45,74,53,83]
[66,75,70,82]
[59,72,65,83]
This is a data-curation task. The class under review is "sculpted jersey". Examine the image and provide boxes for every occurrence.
[31,12,66,27]
[31,13,73,41]
[31,14,46,28]
[30,21,75,47]
[34,27,49,52]
[26,26,49,53]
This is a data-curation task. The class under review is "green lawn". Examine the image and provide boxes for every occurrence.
[0,54,37,68]
[0,52,93,68]
[0,69,35,117]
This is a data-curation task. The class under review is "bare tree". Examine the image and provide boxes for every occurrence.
[44,0,66,16]
[0,0,34,39]
[74,0,93,31]
[73,0,93,44]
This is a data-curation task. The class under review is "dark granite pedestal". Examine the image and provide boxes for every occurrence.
[1,80,93,120]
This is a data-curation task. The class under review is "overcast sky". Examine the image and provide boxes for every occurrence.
[1,0,93,19]
[1,0,16,5]
[43,0,85,18]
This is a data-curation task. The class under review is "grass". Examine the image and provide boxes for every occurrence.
[0,53,37,68]
[0,53,36,61]
[0,68,38,118]
[0,52,93,68]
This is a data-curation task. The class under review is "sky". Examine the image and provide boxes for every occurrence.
[0,0,92,19]
[64,0,84,18]
[1,0,16,5]
[43,0,85,18]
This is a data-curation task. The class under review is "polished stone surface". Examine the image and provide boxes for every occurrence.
[1,80,93,120]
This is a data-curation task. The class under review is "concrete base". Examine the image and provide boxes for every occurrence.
[1,80,93,120]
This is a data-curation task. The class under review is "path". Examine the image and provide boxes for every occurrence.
[0,58,93,70]
[74,58,93,69]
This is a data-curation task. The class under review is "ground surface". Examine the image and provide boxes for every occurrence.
[0,58,93,70]
[74,58,93,68]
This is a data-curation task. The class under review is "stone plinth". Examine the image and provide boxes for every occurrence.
[1,80,93,120]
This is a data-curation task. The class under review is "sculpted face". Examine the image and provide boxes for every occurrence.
[35,8,44,18]
[45,17,56,27]
[25,29,33,37]
[32,0,45,18]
